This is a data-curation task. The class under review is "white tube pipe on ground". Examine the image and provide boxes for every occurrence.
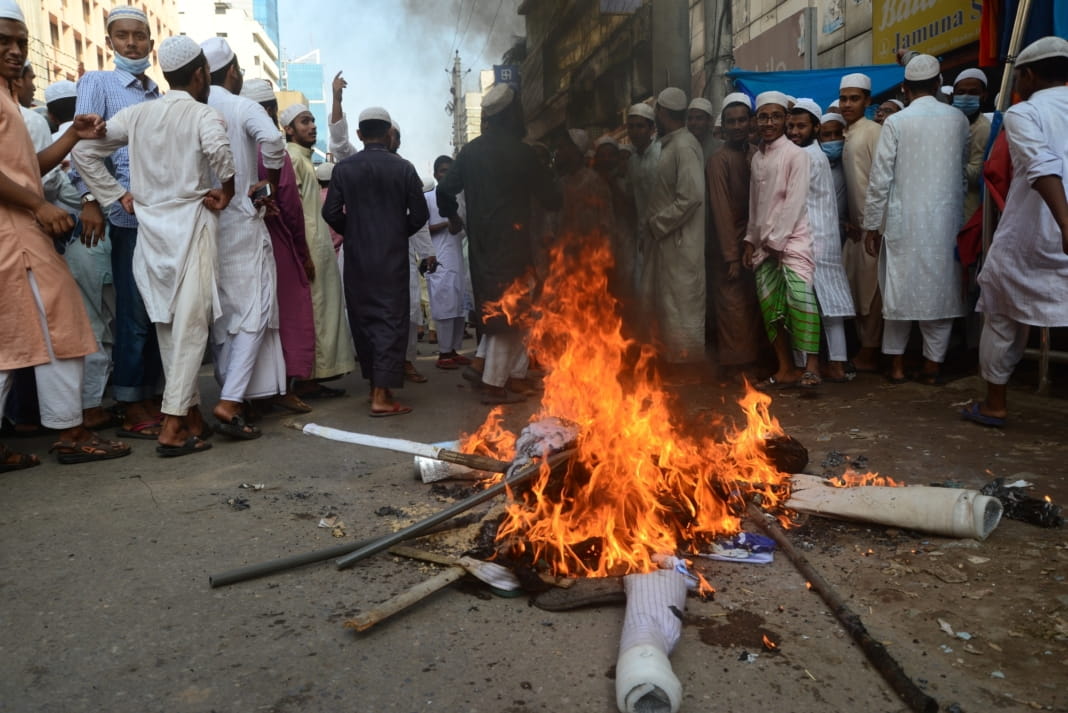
[786,474,1003,540]
[615,569,688,713]
[300,423,444,458]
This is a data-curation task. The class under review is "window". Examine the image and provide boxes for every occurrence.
[50,22,59,46]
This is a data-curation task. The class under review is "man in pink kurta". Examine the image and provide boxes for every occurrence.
[0,5,130,468]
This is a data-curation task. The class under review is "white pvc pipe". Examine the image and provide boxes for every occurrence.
[615,570,687,713]
[786,474,1003,540]
[300,422,444,459]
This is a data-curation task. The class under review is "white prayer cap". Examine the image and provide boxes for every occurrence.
[1016,36,1068,66]
[904,54,940,81]
[791,97,822,121]
[391,119,401,134]
[595,135,619,149]
[0,0,26,23]
[954,68,987,87]
[158,36,203,73]
[481,83,514,117]
[688,97,714,116]
[279,102,310,128]
[201,37,235,73]
[785,95,796,107]
[839,72,871,91]
[888,99,905,110]
[941,85,953,96]
[314,162,334,182]
[106,5,148,28]
[44,80,77,103]
[357,106,390,124]
[567,128,590,154]
[754,90,789,112]
[722,91,752,112]
[241,78,275,104]
[656,87,687,111]
[627,102,655,122]
[820,112,845,126]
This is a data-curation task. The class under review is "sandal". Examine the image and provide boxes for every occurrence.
[214,415,262,441]
[156,436,213,458]
[961,402,1005,428]
[369,402,413,418]
[799,371,822,388]
[116,419,164,440]
[0,444,41,472]
[50,434,131,465]
[755,375,796,391]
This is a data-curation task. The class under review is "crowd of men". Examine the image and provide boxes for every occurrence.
[1,0,1066,469]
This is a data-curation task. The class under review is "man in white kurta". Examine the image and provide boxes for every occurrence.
[838,73,884,372]
[862,54,969,384]
[72,39,236,456]
[625,103,660,292]
[425,156,470,367]
[640,88,706,369]
[966,37,1068,427]
[202,39,286,436]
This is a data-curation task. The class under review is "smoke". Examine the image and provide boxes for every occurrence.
[400,0,525,73]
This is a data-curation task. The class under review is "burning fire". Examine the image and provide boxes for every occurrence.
[828,471,904,488]
[461,230,798,578]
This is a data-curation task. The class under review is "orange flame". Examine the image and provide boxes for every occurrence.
[762,634,778,651]
[460,230,796,578]
[828,470,904,488]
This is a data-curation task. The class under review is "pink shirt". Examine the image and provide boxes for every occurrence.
[744,135,815,283]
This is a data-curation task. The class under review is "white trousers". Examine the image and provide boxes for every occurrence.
[824,316,847,363]
[882,318,954,362]
[482,330,529,388]
[0,271,83,429]
[436,316,466,354]
[157,228,213,416]
[979,313,1030,385]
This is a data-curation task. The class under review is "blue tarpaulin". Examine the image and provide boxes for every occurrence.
[726,64,906,116]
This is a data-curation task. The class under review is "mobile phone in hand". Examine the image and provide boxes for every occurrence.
[250,183,273,203]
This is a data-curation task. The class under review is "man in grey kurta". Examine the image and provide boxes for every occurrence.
[625,103,660,292]
[863,54,969,384]
[639,87,706,367]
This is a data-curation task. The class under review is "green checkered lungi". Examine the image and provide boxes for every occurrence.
[754,260,821,354]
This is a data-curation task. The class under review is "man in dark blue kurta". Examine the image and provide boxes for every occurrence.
[322,107,428,416]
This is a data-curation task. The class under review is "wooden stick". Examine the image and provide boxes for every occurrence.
[747,504,938,713]
[343,566,467,632]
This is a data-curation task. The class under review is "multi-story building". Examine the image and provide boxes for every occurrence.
[462,69,494,144]
[283,50,327,155]
[179,0,280,85]
[19,0,179,94]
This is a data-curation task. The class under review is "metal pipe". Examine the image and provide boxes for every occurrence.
[335,449,575,570]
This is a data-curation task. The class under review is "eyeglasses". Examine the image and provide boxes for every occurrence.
[756,113,785,124]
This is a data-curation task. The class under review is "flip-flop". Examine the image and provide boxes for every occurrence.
[369,403,412,417]
[961,402,1005,428]
[214,415,262,440]
[116,419,164,440]
[156,436,213,458]
[755,376,797,391]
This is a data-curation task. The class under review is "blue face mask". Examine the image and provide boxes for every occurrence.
[114,54,151,75]
[952,95,981,116]
[821,140,844,161]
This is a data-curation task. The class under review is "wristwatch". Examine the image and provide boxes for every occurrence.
[81,193,97,204]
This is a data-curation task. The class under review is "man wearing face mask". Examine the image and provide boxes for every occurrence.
[818,112,848,237]
[952,68,992,223]
[70,5,164,440]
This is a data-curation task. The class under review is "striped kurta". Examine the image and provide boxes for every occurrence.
[802,143,854,318]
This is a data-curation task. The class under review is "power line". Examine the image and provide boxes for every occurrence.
[456,0,480,54]
[448,0,466,59]
[474,0,506,69]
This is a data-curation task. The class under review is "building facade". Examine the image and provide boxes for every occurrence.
[179,0,280,85]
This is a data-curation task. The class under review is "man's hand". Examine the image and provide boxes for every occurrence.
[303,255,316,282]
[69,113,106,140]
[34,201,75,236]
[203,188,232,211]
[447,216,464,235]
[844,222,862,243]
[726,260,741,281]
[119,191,135,215]
[864,230,882,257]
[742,243,755,270]
[332,71,347,101]
[79,200,107,246]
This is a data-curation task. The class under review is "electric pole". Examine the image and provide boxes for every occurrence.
[449,51,467,155]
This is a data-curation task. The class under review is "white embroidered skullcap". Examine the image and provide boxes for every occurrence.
[44,80,77,103]
[887,99,905,110]
[595,135,619,149]
[791,98,822,121]
[941,85,953,96]
[839,72,871,91]
[314,162,334,182]
[567,128,590,154]
[279,102,310,127]
[201,37,235,73]
[820,112,845,126]
[158,36,203,73]
[0,0,25,21]
[722,91,752,112]
[391,119,401,134]
[755,90,789,112]
[688,97,714,116]
[627,102,655,122]
[481,83,514,117]
[785,95,796,107]
[657,87,687,111]
[1016,36,1068,65]
[904,54,940,81]
[357,106,390,124]
[106,5,148,27]
[955,68,987,87]
[240,78,276,104]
